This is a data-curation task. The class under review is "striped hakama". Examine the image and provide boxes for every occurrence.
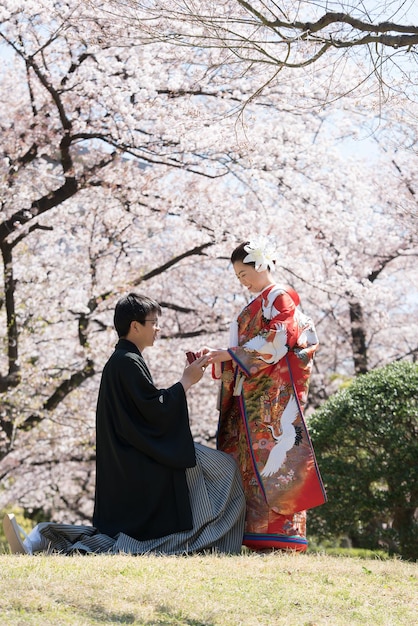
[25,444,246,556]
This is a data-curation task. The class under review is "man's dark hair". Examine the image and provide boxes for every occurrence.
[114,293,162,338]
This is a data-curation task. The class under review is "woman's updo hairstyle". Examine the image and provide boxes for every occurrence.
[230,242,254,267]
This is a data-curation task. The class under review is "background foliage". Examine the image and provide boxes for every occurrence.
[0,1,417,540]
[308,361,418,561]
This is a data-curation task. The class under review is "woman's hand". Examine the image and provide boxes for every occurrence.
[198,346,213,356]
[206,349,232,364]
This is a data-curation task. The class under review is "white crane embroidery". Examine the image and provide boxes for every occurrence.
[260,395,299,477]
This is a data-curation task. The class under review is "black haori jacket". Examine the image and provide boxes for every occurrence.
[93,339,196,540]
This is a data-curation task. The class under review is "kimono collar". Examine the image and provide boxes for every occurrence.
[115,338,142,356]
[251,283,275,300]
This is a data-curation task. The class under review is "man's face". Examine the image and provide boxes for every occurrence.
[141,316,161,347]
[132,316,161,350]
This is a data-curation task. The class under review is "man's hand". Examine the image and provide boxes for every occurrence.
[180,354,210,391]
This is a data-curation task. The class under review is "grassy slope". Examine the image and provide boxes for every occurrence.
[0,552,416,625]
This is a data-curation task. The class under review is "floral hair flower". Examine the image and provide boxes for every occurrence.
[244,236,279,272]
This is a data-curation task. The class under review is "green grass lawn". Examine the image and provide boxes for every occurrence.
[0,551,416,625]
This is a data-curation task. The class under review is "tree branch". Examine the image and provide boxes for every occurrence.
[133,242,214,284]
[21,359,96,432]
[236,3,418,49]
[0,178,78,243]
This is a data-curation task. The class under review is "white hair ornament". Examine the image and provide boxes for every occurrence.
[243,236,279,272]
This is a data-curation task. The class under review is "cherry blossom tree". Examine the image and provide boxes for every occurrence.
[95,0,418,104]
[0,0,417,524]
[0,0,229,519]
[0,1,228,431]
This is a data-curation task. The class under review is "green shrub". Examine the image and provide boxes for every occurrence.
[308,360,418,561]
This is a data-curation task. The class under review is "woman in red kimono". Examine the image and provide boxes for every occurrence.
[207,238,327,552]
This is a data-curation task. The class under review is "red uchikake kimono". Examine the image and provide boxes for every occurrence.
[216,284,327,551]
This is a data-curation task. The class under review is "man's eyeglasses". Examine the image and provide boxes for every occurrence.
[143,319,160,329]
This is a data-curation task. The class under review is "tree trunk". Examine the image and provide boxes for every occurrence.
[348,299,368,374]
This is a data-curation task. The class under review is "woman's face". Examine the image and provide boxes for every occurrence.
[233,261,272,293]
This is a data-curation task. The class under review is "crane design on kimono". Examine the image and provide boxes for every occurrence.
[260,395,299,477]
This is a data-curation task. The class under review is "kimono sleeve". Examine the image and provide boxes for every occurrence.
[102,352,196,468]
[228,290,300,377]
